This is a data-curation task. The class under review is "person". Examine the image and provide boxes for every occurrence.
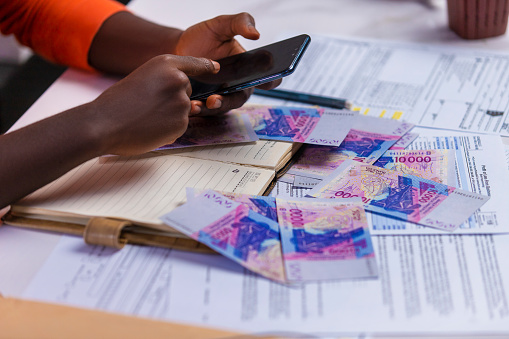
[0,0,280,209]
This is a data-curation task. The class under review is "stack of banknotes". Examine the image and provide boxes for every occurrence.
[161,189,378,283]
[159,104,490,282]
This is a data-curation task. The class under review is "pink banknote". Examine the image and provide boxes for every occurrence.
[307,160,489,231]
[389,132,419,150]
[187,188,277,222]
[157,112,258,150]
[232,104,357,146]
[373,149,456,185]
[276,197,377,282]
[288,115,415,184]
[161,189,286,282]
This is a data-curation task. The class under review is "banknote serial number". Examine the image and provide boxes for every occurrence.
[394,156,432,163]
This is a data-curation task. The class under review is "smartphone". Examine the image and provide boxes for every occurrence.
[189,34,311,100]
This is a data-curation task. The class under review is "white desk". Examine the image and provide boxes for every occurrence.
[2,0,509,332]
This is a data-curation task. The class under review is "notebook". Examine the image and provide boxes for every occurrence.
[5,140,298,250]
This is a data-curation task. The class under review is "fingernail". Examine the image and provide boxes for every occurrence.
[211,99,222,109]
[248,24,259,35]
[212,60,220,72]
[190,102,201,115]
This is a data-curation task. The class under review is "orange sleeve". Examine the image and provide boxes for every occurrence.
[0,0,127,71]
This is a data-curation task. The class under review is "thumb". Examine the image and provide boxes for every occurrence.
[207,12,260,41]
[170,55,220,77]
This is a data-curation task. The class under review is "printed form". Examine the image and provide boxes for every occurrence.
[23,234,509,335]
[370,128,509,235]
[271,129,509,235]
[262,34,509,135]
[18,34,509,336]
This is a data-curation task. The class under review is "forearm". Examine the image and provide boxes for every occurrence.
[0,104,105,209]
[0,54,219,208]
[88,11,183,75]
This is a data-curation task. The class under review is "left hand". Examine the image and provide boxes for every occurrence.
[175,12,281,115]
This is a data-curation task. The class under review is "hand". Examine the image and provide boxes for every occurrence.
[175,12,281,115]
[89,55,219,156]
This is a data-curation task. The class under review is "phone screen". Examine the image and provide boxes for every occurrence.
[189,34,310,100]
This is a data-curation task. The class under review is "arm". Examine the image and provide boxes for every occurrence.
[88,11,281,115]
[0,55,219,209]
[0,1,277,207]
[0,0,126,71]
[1,0,278,112]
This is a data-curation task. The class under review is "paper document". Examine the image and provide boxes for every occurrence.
[269,177,312,199]
[370,127,509,235]
[23,234,509,335]
[274,34,509,135]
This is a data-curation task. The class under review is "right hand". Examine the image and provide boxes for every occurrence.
[88,54,219,156]
[175,13,281,116]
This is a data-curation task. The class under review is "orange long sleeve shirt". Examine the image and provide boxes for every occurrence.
[0,0,126,71]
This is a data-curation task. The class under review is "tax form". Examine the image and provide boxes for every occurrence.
[23,234,509,335]
[369,127,509,235]
[272,129,509,235]
[19,132,509,334]
[268,34,509,136]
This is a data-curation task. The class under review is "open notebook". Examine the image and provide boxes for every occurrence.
[6,140,297,250]
[156,139,297,172]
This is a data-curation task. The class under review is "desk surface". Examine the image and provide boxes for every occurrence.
[2,0,509,331]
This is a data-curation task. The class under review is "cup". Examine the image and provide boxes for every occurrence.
[447,0,509,39]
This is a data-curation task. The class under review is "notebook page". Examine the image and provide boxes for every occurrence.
[157,140,295,170]
[13,154,275,229]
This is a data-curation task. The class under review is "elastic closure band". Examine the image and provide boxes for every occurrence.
[84,217,131,249]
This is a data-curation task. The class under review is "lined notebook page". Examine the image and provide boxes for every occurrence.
[157,140,294,170]
[14,154,275,228]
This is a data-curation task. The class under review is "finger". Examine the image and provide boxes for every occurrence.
[255,78,282,90]
[200,89,252,116]
[168,55,220,77]
[206,95,223,110]
[185,77,193,98]
[190,101,203,116]
[208,13,260,41]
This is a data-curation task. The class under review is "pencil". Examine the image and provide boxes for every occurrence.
[253,88,352,110]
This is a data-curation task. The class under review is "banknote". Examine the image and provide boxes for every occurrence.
[231,104,358,146]
[331,115,414,163]
[389,132,419,150]
[287,116,415,184]
[307,160,490,231]
[156,112,258,150]
[373,149,456,185]
[276,197,377,282]
[287,145,349,182]
[161,189,286,282]
[187,188,277,222]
